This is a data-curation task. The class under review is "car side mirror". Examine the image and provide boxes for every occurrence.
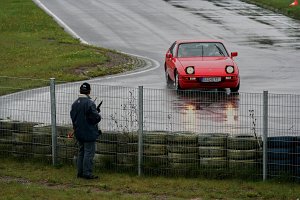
[166,53,173,58]
[231,52,238,58]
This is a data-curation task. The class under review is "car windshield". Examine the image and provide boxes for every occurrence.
[177,42,228,58]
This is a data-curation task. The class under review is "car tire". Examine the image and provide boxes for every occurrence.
[231,82,240,93]
[165,65,173,87]
[174,71,182,91]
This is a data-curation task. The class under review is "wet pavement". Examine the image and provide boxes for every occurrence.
[1,0,300,135]
[31,0,300,93]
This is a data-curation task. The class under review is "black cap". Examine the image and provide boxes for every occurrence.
[80,82,91,94]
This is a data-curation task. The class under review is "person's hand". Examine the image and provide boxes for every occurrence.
[96,107,100,113]
[96,100,102,113]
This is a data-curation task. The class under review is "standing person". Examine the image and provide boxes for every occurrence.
[70,82,101,179]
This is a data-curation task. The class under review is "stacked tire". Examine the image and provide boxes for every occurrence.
[267,136,295,176]
[143,131,168,173]
[0,120,37,157]
[57,136,77,162]
[294,137,300,179]
[228,134,262,174]
[11,121,37,158]
[94,131,118,169]
[198,133,227,170]
[167,132,198,175]
[32,124,52,161]
[0,119,14,156]
[0,119,14,140]
[116,132,138,172]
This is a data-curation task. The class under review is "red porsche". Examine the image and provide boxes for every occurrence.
[164,40,240,92]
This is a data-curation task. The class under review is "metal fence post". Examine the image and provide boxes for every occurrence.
[138,86,144,176]
[263,90,268,181]
[50,78,57,166]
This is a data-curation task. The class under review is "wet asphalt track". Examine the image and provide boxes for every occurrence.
[34,0,300,93]
[1,0,300,134]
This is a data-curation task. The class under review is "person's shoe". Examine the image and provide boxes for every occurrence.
[82,174,98,179]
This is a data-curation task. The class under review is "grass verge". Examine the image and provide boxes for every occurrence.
[242,0,300,20]
[0,158,300,199]
[0,0,142,95]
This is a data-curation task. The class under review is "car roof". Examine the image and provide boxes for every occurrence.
[176,40,224,44]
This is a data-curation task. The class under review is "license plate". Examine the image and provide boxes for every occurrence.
[201,77,221,82]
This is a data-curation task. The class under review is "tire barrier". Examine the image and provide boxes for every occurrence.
[227,134,261,150]
[1,119,300,180]
[228,159,258,169]
[117,153,138,166]
[13,143,32,153]
[168,145,198,154]
[144,144,167,156]
[198,133,228,147]
[167,132,198,170]
[168,152,198,163]
[32,133,52,145]
[199,146,226,158]
[267,136,295,175]
[98,131,119,143]
[167,132,198,146]
[117,132,138,143]
[144,131,168,144]
[168,162,198,169]
[143,131,168,169]
[95,132,119,169]
[227,149,259,160]
[143,155,169,168]
[56,125,73,137]
[94,153,116,168]
[32,145,52,154]
[199,157,227,169]
[115,132,138,170]
[227,134,262,172]
[96,142,117,154]
[295,138,300,177]
[117,143,138,153]
[0,119,37,135]
[57,137,77,160]
[0,120,14,140]
[13,132,33,143]
[12,121,37,134]
[198,133,228,170]
[0,142,12,153]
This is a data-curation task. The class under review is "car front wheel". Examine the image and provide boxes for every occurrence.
[165,66,173,87]
[231,82,240,93]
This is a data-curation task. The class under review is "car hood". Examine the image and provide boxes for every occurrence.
[178,57,235,70]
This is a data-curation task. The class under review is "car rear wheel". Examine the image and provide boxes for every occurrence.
[174,71,182,91]
[231,82,240,93]
[165,66,173,87]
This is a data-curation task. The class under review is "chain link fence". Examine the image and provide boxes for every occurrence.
[0,76,300,181]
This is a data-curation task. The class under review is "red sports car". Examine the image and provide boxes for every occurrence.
[164,40,240,92]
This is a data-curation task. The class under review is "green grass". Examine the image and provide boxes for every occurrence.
[242,0,300,20]
[0,0,138,95]
[1,158,300,199]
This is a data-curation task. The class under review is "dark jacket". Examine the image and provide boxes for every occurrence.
[70,94,101,142]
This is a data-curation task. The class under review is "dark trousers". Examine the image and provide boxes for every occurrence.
[77,141,96,176]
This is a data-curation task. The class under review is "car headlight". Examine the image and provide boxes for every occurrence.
[186,66,195,74]
[226,66,234,74]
